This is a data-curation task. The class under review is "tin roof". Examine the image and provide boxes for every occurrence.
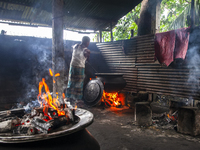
[0,0,141,30]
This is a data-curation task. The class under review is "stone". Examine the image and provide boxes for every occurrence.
[178,106,200,136]
[135,102,152,126]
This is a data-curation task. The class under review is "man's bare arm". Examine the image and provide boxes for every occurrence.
[84,48,90,60]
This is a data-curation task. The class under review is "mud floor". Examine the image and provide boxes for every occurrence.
[85,106,200,150]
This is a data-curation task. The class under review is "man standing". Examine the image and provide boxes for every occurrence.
[66,36,90,106]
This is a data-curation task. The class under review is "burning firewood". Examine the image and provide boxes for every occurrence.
[64,108,74,122]
[13,125,36,135]
[0,117,21,133]
[0,108,25,120]
[101,91,122,108]
[48,115,70,131]
[166,111,178,124]
[31,117,51,134]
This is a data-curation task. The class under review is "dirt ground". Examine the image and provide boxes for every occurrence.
[84,106,200,150]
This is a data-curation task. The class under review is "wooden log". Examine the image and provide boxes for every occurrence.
[0,108,25,120]
[48,115,69,131]
[13,125,36,135]
[0,118,21,133]
[31,117,51,134]
[0,120,13,133]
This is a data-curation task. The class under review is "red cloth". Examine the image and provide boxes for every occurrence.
[154,30,176,66]
[174,28,190,59]
[154,28,190,66]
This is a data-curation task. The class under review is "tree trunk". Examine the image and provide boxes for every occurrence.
[138,0,162,36]
[190,0,195,28]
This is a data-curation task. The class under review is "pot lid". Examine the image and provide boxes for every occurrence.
[83,79,104,106]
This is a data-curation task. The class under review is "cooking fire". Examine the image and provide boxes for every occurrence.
[101,91,122,107]
[0,69,75,135]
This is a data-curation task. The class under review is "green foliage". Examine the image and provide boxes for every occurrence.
[101,0,200,42]
[160,0,200,32]
[160,0,190,32]
[102,3,141,42]
[102,31,111,42]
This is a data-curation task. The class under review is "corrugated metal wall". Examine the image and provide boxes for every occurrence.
[96,34,200,100]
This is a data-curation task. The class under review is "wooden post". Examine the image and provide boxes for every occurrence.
[110,23,113,42]
[131,30,134,38]
[97,33,100,42]
[148,93,153,102]
[99,30,102,43]
[52,0,65,104]
[191,0,195,28]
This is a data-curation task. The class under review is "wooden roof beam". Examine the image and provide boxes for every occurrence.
[30,1,46,24]
[89,0,139,6]
[63,12,117,23]
[0,0,40,8]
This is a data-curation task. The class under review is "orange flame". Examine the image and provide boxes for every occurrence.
[101,91,121,107]
[49,69,53,76]
[90,78,92,80]
[167,114,176,121]
[74,103,77,110]
[62,93,65,99]
[55,73,60,77]
[49,68,60,77]
[37,78,66,119]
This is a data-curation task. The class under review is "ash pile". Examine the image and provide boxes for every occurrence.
[151,95,190,130]
[152,111,178,130]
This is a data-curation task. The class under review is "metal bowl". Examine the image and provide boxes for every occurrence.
[0,108,93,143]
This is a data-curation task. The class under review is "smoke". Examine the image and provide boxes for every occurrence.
[0,35,100,111]
[15,39,74,110]
[23,100,41,113]
[186,46,200,106]
[30,42,52,72]
[187,46,200,88]
[186,27,200,101]
[16,39,52,106]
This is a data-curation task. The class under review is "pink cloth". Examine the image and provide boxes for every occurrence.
[154,30,176,66]
[174,28,190,59]
[154,28,190,66]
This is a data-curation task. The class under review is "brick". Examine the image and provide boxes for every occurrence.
[135,102,152,126]
[178,106,200,136]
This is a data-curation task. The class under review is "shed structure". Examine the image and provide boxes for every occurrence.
[0,0,142,31]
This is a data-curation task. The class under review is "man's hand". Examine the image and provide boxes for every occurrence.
[84,49,90,59]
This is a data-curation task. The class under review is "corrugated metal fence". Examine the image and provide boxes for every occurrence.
[96,34,200,100]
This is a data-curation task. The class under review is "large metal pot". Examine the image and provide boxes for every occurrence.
[95,73,126,93]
